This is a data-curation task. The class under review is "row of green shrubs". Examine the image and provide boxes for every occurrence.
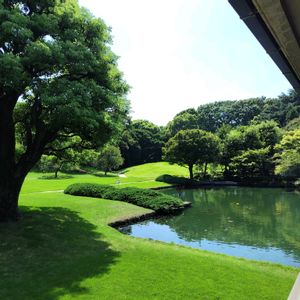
[64,183,185,213]
[156,174,201,187]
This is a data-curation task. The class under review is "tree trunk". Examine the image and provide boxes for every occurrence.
[54,169,59,179]
[204,162,208,178]
[0,97,38,222]
[0,94,55,222]
[188,164,194,179]
[0,176,24,222]
[0,98,19,222]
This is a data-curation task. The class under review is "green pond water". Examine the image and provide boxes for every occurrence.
[119,187,300,266]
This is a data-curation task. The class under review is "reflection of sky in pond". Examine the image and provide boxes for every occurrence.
[119,187,300,267]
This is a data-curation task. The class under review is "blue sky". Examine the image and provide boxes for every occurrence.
[79,0,292,125]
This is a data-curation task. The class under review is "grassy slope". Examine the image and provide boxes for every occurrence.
[1,162,298,299]
[122,162,189,178]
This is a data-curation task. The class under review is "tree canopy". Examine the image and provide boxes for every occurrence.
[163,129,220,179]
[119,120,165,167]
[275,129,300,178]
[98,145,124,175]
[0,0,129,221]
[166,90,299,135]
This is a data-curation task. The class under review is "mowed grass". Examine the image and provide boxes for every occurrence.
[121,162,189,179]
[1,162,298,299]
[22,162,187,194]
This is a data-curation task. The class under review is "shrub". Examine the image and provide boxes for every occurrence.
[65,183,116,198]
[156,174,200,186]
[64,183,185,213]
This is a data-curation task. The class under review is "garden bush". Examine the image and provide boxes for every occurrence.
[64,183,185,213]
[64,183,116,198]
[156,174,201,186]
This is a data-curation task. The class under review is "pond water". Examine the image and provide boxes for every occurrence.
[119,187,300,267]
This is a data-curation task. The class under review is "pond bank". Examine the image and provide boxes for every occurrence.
[152,179,298,190]
[120,186,300,267]
[109,201,192,228]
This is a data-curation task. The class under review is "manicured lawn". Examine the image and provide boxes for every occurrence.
[121,162,189,179]
[1,162,298,299]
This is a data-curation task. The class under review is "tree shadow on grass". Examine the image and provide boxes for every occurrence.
[0,207,120,300]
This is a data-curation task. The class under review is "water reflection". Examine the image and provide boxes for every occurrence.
[120,187,300,266]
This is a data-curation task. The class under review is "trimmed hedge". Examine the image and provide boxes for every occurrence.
[64,183,185,213]
[156,174,200,186]
[64,183,115,198]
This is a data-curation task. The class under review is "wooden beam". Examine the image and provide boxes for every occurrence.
[288,273,300,300]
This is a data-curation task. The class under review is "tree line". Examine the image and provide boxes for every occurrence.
[38,90,300,182]
[117,90,300,181]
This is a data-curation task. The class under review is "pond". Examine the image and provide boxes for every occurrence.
[119,187,300,267]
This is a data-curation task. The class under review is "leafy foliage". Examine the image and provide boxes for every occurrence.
[275,129,300,178]
[163,129,220,179]
[98,145,123,175]
[0,0,130,220]
[229,148,274,179]
[166,90,299,135]
[285,117,300,131]
[39,154,76,178]
[166,111,198,137]
[119,120,165,167]
[64,183,115,198]
[220,121,281,178]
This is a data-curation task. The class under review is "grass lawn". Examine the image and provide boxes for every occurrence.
[121,162,189,179]
[1,162,298,299]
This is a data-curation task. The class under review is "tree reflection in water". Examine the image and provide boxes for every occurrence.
[120,187,300,266]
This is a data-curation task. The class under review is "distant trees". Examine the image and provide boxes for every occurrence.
[38,149,99,178]
[229,148,274,179]
[244,90,299,126]
[274,129,300,178]
[166,90,299,135]
[163,129,220,179]
[98,146,124,175]
[220,121,281,179]
[119,120,165,167]
[285,117,300,131]
[119,91,298,183]
[163,118,285,181]
[165,110,198,137]
[39,150,78,179]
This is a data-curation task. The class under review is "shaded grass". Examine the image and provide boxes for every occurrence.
[0,206,119,300]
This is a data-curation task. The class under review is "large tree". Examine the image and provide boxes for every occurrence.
[163,129,220,179]
[0,0,129,221]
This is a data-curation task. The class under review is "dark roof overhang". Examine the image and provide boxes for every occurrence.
[228,0,300,93]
